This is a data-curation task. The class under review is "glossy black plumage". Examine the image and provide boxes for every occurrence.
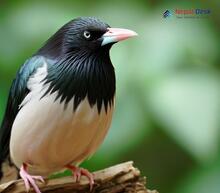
[43,47,115,113]
[38,17,115,112]
[37,17,110,59]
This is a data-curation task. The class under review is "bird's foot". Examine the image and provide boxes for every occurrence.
[66,165,94,190]
[19,163,44,193]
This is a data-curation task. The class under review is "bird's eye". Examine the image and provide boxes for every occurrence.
[83,31,91,39]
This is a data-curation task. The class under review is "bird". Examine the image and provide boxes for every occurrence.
[0,17,137,193]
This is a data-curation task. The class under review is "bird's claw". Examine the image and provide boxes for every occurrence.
[66,165,94,190]
[20,164,44,193]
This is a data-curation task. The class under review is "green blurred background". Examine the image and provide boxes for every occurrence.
[0,0,220,192]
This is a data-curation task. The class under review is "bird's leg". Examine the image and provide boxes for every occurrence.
[19,163,44,193]
[66,164,94,190]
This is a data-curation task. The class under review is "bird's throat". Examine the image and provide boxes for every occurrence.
[43,49,116,113]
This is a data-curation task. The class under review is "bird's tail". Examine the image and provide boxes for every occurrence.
[0,111,19,184]
[0,157,18,184]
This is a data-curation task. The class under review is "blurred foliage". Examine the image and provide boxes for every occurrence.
[0,0,220,193]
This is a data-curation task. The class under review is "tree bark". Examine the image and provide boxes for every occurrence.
[0,161,158,193]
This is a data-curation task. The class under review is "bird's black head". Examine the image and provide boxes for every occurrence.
[63,17,110,52]
[37,17,137,58]
[38,17,137,113]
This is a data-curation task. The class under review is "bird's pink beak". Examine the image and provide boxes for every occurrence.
[101,28,138,46]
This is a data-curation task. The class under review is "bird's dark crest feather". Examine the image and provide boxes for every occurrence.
[37,17,109,59]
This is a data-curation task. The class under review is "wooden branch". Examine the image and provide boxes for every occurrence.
[0,161,158,193]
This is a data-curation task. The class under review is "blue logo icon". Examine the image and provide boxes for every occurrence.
[163,10,172,18]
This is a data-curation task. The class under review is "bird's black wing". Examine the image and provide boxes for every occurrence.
[0,56,45,163]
